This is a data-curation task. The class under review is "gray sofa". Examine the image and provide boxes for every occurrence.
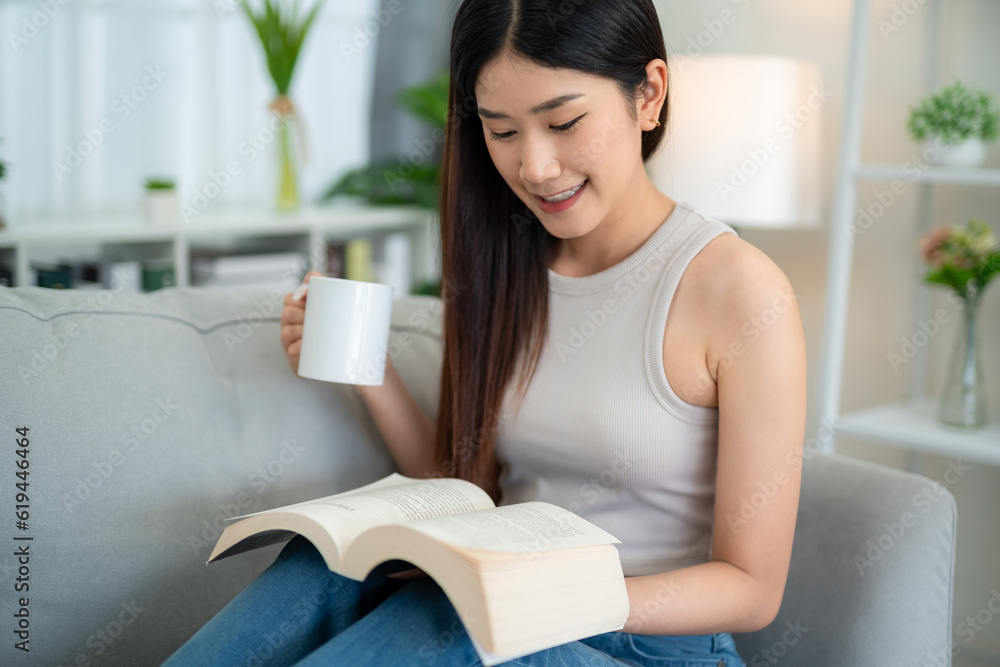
[0,285,956,666]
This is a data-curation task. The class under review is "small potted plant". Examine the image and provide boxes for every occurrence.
[919,219,999,427]
[907,79,1000,167]
[144,177,178,225]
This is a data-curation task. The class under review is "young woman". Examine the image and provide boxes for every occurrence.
[165,0,806,664]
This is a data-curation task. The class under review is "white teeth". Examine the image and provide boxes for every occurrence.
[542,180,585,203]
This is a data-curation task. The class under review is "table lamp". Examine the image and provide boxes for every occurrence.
[647,54,823,229]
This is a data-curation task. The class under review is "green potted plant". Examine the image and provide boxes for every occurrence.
[322,70,448,210]
[144,177,178,226]
[919,219,1000,427]
[907,79,1000,167]
[322,72,447,298]
[241,0,326,212]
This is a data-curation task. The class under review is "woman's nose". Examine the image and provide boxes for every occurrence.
[520,142,561,185]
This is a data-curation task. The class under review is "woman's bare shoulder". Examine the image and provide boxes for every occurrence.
[689,232,795,307]
[683,232,801,360]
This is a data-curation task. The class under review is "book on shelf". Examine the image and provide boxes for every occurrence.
[191,250,306,280]
[375,232,412,298]
[141,258,175,292]
[207,473,631,666]
[190,250,305,292]
[26,257,173,292]
[344,237,374,283]
[325,241,345,279]
[100,258,143,292]
[74,260,106,290]
[32,262,74,289]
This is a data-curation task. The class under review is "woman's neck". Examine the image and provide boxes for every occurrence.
[549,179,676,278]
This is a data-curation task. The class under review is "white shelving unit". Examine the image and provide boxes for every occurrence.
[0,204,439,292]
[837,397,1000,466]
[817,0,1000,465]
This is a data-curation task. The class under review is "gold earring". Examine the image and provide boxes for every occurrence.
[652,119,661,128]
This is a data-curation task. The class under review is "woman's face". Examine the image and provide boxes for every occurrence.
[475,51,653,239]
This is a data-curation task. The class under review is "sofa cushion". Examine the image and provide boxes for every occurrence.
[0,285,443,665]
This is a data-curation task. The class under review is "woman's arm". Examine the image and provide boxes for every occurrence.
[356,358,440,479]
[621,237,807,635]
[281,272,439,480]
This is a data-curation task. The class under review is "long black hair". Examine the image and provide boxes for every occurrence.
[434,0,670,502]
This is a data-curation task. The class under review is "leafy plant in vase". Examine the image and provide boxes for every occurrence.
[919,219,1000,427]
[907,80,1000,168]
[144,177,179,226]
[241,0,326,212]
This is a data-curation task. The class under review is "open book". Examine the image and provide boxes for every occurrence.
[208,473,631,666]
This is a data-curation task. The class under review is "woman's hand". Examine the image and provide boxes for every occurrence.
[283,271,438,480]
[280,270,325,375]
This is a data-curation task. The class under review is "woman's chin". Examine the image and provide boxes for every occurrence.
[536,215,595,240]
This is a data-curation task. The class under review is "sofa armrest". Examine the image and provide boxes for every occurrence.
[733,453,957,667]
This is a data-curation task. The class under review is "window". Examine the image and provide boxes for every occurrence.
[0,0,378,218]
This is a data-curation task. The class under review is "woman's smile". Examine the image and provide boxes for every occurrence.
[536,179,588,212]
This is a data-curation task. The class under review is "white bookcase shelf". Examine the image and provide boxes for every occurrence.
[0,204,439,291]
[818,0,999,465]
[837,398,1000,467]
[821,5,999,658]
[855,164,1000,186]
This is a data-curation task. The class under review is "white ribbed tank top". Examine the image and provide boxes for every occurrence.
[495,201,740,577]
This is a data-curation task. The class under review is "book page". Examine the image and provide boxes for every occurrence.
[401,502,621,553]
[258,476,495,552]
[224,472,420,522]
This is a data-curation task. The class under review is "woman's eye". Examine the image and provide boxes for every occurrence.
[488,114,586,142]
[553,114,586,133]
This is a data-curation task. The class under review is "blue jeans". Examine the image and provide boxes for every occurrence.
[163,536,746,667]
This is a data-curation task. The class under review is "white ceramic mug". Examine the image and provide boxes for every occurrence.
[297,277,394,385]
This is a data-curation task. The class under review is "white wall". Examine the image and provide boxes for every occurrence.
[656,0,999,661]
[0,0,380,220]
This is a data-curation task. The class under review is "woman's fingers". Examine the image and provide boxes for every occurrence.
[292,270,326,300]
[281,323,303,350]
[285,339,302,366]
[283,271,325,372]
[281,301,306,324]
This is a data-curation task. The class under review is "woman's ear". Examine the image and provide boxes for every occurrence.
[638,58,668,130]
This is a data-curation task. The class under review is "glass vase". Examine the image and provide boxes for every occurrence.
[938,290,987,428]
[276,117,300,212]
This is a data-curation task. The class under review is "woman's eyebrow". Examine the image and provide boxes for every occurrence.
[477,93,585,120]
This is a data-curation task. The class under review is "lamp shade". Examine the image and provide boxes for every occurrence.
[647,55,823,229]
